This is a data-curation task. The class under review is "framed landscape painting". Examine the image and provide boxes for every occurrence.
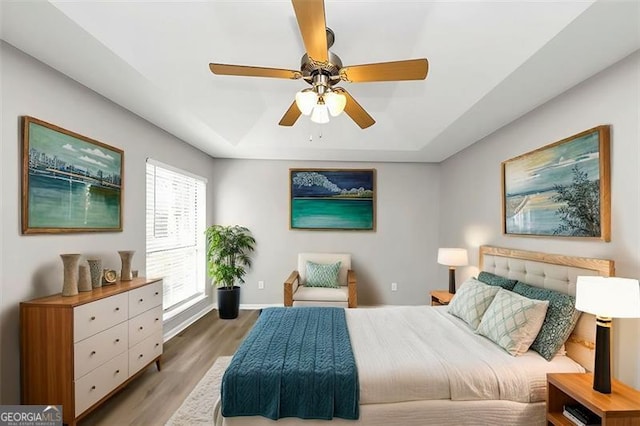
[22,116,124,234]
[290,168,376,231]
[502,125,610,241]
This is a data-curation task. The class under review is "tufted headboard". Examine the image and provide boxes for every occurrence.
[479,246,614,371]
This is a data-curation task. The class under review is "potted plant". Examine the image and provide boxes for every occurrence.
[205,224,256,319]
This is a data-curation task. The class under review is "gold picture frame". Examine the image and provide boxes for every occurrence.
[501,125,610,241]
[22,116,124,234]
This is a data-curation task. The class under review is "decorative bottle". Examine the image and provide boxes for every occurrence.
[118,250,135,281]
[78,264,92,292]
[87,258,103,288]
[60,254,81,296]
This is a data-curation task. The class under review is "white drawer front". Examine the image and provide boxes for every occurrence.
[128,331,163,377]
[129,281,162,318]
[128,305,163,347]
[74,322,128,379]
[74,293,129,343]
[74,351,128,416]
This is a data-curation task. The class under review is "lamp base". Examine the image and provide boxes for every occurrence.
[593,317,611,394]
[448,268,456,294]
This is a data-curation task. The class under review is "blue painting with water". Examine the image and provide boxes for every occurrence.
[503,127,607,238]
[24,118,123,232]
[290,169,375,230]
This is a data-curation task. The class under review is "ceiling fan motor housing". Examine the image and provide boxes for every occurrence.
[300,52,343,86]
[299,28,341,86]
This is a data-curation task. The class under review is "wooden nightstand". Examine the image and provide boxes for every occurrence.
[547,373,640,426]
[430,290,454,306]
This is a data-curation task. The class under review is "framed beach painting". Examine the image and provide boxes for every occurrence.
[290,168,376,231]
[22,116,124,234]
[502,125,610,241]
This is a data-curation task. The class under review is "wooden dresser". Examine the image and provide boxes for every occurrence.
[21,277,163,426]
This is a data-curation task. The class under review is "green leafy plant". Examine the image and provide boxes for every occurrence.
[552,165,600,236]
[205,225,256,289]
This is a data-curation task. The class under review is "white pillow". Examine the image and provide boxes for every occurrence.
[476,288,549,356]
[447,278,501,329]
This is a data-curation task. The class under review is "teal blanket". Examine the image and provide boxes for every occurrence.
[221,307,359,420]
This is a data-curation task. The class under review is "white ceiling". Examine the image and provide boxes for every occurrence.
[1,1,639,163]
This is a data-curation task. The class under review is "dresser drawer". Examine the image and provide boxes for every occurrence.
[74,293,129,342]
[128,305,163,347]
[129,331,163,377]
[129,281,162,318]
[74,351,128,416]
[74,321,128,379]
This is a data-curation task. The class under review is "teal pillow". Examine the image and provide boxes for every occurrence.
[512,281,581,361]
[305,261,341,288]
[478,271,518,291]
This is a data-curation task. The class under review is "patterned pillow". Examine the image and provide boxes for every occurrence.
[512,282,581,361]
[477,271,518,291]
[305,261,341,288]
[448,278,501,329]
[476,289,549,356]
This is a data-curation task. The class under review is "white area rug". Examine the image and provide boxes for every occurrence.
[165,356,232,426]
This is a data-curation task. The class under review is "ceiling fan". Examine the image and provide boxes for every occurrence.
[208,0,429,129]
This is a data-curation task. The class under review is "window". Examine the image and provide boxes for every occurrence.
[146,159,206,313]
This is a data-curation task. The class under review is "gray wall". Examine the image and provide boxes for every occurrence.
[211,160,442,307]
[439,51,640,388]
[0,42,217,404]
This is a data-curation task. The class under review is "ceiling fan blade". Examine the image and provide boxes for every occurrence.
[340,59,429,83]
[335,88,375,129]
[279,101,302,126]
[292,0,328,63]
[209,63,302,80]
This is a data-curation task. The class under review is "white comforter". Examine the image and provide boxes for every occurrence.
[346,306,584,405]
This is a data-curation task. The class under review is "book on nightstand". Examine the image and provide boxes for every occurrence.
[562,404,601,426]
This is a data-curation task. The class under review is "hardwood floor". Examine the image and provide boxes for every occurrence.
[79,309,259,426]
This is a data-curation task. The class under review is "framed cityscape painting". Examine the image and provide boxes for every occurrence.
[22,116,124,234]
[290,168,376,231]
[502,125,610,241]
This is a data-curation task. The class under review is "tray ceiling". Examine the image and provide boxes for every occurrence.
[1,1,638,162]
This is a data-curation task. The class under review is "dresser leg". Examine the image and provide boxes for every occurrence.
[155,356,162,371]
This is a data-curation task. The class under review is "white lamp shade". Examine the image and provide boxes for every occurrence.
[437,248,468,267]
[310,103,330,124]
[324,91,346,117]
[295,89,316,116]
[576,276,640,318]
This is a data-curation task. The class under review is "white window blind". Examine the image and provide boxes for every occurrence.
[146,160,206,311]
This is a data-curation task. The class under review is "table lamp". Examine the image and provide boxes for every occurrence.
[437,248,468,294]
[575,276,640,393]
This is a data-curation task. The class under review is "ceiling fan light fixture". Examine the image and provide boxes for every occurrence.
[324,90,346,117]
[295,89,316,116]
[310,103,330,124]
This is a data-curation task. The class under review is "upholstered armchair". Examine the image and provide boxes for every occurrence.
[284,253,357,308]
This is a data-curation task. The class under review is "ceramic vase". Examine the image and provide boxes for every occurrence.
[118,250,135,281]
[78,264,92,292]
[60,254,81,296]
[87,258,103,288]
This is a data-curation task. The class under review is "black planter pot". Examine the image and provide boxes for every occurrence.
[217,286,240,319]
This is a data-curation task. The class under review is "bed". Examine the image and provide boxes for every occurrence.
[214,246,614,426]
